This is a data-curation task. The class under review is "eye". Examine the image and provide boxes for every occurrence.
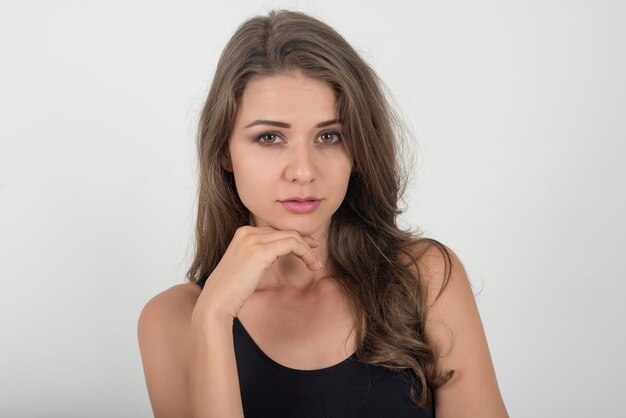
[254,132,284,145]
[253,130,343,146]
[317,130,342,144]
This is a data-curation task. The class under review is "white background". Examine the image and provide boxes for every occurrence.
[1,0,624,417]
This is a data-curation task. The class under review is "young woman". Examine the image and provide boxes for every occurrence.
[138,9,509,418]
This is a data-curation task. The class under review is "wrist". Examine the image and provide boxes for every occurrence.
[191,309,234,340]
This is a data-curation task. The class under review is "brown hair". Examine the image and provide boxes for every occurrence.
[186,8,454,408]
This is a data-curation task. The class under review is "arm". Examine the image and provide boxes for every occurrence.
[189,313,245,418]
[137,284,245,418]
[418,244,509,418]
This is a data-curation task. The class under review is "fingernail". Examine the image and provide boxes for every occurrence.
[316,259,323,269]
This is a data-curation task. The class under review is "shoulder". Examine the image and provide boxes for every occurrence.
[403,241,509,417]
[139,283,202,321]
[138,283,202,338]
[399,239,467,309]
[136,283,202,416]
[403,239,477,359]
[137,282,202,349]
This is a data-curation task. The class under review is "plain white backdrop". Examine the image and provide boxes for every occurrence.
[1,0,624,416]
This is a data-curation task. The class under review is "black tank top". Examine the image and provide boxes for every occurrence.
[232,316,435,417]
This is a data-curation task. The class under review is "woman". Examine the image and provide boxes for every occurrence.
[138,9,509,418]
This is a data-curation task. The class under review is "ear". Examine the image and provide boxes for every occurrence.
[221,150,233,172]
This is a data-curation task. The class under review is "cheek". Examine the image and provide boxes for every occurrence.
[331,156,353,182]
[231,149,266,180]
[231,162,277,204]
[325,161,352,201]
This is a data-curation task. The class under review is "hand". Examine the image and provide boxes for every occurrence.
[191,225,320,330]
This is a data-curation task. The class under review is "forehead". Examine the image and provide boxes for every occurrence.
[235,72,337,126]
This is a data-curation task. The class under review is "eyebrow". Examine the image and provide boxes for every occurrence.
[244,119,340,129]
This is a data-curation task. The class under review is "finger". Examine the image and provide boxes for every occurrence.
[248,228,320,248]
[259,237,320,271]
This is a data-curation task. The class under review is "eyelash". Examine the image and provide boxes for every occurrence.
[254,130,343,146]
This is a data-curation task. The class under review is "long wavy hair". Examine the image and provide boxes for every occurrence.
[186,8,454,408]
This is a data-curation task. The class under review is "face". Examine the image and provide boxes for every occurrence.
[223,70,353,238]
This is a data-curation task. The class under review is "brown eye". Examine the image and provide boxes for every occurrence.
[255,132,283,145]
[318,130,342,144]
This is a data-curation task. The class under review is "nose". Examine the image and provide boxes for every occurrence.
[284,139,315,183]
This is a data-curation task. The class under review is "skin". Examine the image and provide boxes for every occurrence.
[219,69,509,416]
[137,69,509,418]
[221,69,352,294]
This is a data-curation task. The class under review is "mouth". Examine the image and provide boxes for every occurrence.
[280,196,321,202]
[279,199,322,213]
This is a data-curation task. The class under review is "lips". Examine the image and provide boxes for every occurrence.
[280,199,321,213]
[281,195,320,202]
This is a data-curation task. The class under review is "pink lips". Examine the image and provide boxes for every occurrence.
[280,199,321,213]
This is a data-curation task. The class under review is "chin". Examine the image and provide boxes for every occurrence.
[254,216,324,235]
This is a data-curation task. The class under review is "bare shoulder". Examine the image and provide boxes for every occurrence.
[404,241,509,418]
[137,283,202,417]
[398,240,461,309]
[138,283,202,341]
[140,283,202,319]
[410,241,469,309]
